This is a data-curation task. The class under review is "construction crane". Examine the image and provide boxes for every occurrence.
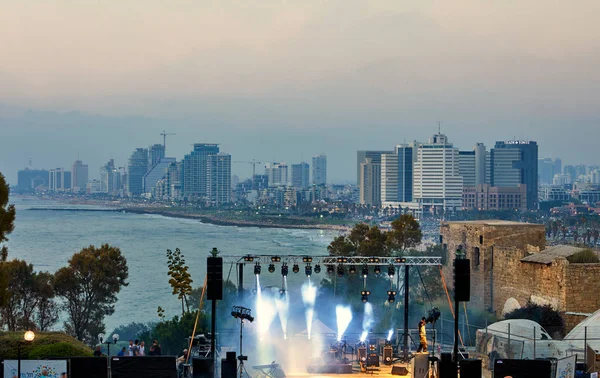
[233,159,262,189]
[160,130,175,151]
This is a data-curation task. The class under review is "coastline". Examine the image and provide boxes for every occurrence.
[120,207,352,232]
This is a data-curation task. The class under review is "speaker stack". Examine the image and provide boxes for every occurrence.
[439,352,457,378]
[207,257,223,300]
[453,259,470,302]
[382,345,393,365]
[459,359,482,378]
[221,352,237,378]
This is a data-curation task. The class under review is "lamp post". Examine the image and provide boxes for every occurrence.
[98,333,120,356]
[19,331,36,378]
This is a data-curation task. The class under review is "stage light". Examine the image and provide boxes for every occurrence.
[361,290,370,303]
[281,263,288,276]
[395,257,407,263]
[337,265,345,277]
[387,329,394,341]
[374,266,381,275]
[244,255,255,262]
[231,306,254,322]
[362,265,369,277]
[268,264,275,273]
[292,264,300,274]
[387,290,396,303]
[305,264,312,277]
[369,257,380,263]
[314,264,321,274]
[254,263,261,275]
[349,265,356,274]
[271,256,281,262]
[327,265,334,274]
[337,257,348,263]
[387,265,395,277]
[302,256,313,263]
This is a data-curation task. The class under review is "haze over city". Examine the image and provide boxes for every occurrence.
[2,0,600,183]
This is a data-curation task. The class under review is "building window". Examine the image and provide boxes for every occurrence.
[473,247,480,269]
[479,235,483,244]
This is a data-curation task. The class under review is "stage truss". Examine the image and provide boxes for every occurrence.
[219,255,442,266]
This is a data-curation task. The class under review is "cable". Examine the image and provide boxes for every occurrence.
[463,302,471,343]
[438,267,465,347]
[416,266,433,308]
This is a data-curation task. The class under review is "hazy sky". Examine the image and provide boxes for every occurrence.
[2,0,600,184]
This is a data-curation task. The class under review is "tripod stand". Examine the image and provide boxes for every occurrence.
[237,319,252,378]
[427,320,439,378]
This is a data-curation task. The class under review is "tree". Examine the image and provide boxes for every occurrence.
[504,301,565,338]
[166,248,193,316]
[54,244,129,345]
[0,172,16,263]
[386,214,423,254]
[327,223,389,256]
[0,260,57,331]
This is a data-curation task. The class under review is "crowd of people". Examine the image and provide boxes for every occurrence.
[93,339,162,357]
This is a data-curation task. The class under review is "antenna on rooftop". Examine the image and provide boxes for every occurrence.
[438,121,441,134]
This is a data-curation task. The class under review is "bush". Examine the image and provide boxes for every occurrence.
[504,301,565,338]
[0,331,92,359]
[567,249,599,264]
[29,342,92,359]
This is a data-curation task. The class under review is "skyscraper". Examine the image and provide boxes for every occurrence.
[143,157,176,196]
[538,158,555,185]
[149,144,166,170]
[100,159,116,193]
[413,133,463,213]
[490,140,538,210]
[356,150,393,186]
[265,163,288,187]
[359,158,381,206]
[128,148,149,196]
[182,143,220,199]
[207,153,232,206]
[49,168,71,192]
[459,151,476,187]
[71,160,88,193]
[312,154,327,186]
[291,162,310,189]
[474,143,487,186]
[380,153,398,203]
[396,144,415,202]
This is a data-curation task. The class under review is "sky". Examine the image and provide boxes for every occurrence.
[1,0,600,184]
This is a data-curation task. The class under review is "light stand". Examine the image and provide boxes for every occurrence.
[98,333,120,356]
[428,320,439,378]
[231,306,254,378]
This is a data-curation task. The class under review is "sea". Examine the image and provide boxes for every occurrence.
[5,196,336,332]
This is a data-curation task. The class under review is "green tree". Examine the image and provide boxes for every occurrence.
[504,301,565,338]
[54,244,129,345]
[0,260,57,331]
[327,223,389,256]
[0,172,16,262]
[386,214,423,255]
[167,248,193,315]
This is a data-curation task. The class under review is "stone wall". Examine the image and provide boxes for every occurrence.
[566,264,600,314]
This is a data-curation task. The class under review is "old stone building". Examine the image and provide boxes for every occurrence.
[440,220,600,331]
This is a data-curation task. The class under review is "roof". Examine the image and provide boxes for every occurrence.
[565,308,600,352]
[444,220,542,227]
[480,319,552,340]
[521,245,587,264]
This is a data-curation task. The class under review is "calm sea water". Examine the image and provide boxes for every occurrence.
[5,196,335,332]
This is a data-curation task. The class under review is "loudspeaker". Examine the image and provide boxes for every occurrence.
[413,353,429,378]
[391,365,409,375]
[459,359,481,378]
[453,259,470,302]
[367,353,379,367]
[207,257,223,300]
[221,352,237,378]
[493,359,555,378]
[192,357,214,378]
[439,353,457,378]
[358,346,367,363]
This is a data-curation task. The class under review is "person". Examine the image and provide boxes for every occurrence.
[61,373,67,378]
[132,339,141,356]
[128,340,134,356]
[93,346,103,357]
[149,339,162,356]
[117,347,126,357]
[139,341,146,356]
[417,317,428,353]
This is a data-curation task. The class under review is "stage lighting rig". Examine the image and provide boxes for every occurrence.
[362,265,369,277]
[337,265,345,277]
[302,256,313,263]
[271,256,281,262]
[305,264,312,277]
[254,263,261,275]
[349,265,357,274]
[387,265,395,277]
[281,263,289,276]
[327,265,334,274]
[314,264,321,274]
[369,257,380,263]
[292,263,300,274]
[395,257,407,263]
[231,306,254,322]
[244,255,255,262]
[374,265,381,275]
[361,290,371,303]
[387,290,396,303]
[268,264,275,273]
[337,257,348,263]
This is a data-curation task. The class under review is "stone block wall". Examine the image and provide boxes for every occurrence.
[566,264,600,314]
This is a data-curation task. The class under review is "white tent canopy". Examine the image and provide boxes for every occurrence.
[296,319,336,337]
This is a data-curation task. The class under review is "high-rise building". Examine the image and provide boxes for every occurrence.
[265,163,288,187]
[207,153,232,206]
[48,168,71,192]
[182,143,220,199]
[71,160,88,193]
[490,140,538,210]
[100,159,117,194]
[128,148,149,196]
[291,162,310,189]
[359,158,381,206]
[380,153,398,203]
[538,158,555,185]
[312,154,327,186]
[143,157,176,196]
[357,150,393,186]
[17,169,49,191]
[459,151,476,188]
[413,133,463,213]
[149,144,166,170]
[474,143,487,186]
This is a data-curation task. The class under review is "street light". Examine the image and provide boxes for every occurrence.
[19,331,35,378]
[98,333,120,355]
